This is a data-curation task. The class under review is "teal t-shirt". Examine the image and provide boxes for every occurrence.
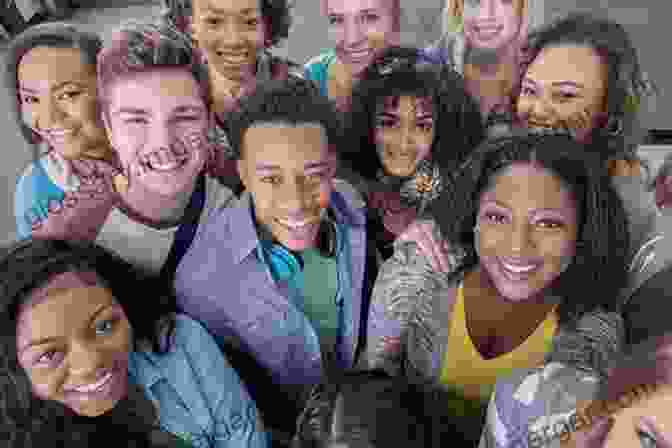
[299,247,339,348]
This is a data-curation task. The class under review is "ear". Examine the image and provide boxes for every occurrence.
[237,158,249,190]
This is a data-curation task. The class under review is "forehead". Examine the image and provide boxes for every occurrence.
[379,95,433,113]
[325,0,394,14]
[481,162,575,208]
[17,286,116,339]
[106,68,204,112]
[193,0,260,14]
[18,46,92,87]
[242,123,329,166]
[525,44,607,87]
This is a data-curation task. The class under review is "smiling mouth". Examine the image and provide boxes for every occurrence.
[474,26,503,38]
[216,52,249,64]
[67,370,114,394]
[345,49,372,62]
[498,257,541,280]
[139,154,189,174]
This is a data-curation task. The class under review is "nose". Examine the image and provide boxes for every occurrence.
[480,0,497,19]
[344,17,365,48]
[399,123,415,155]
[147,120,173,152]
[509,222,534,253]
[217,21,246,48]
[67,341,106,381]
[278,178,313,215]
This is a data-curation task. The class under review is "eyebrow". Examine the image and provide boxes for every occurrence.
[523,78,584,90]
[18,81,84,95]
[480,199,568,215]
[21,303,113,353]
[114,105,205,116]
[255,161,329,172]
[202,6,258,15]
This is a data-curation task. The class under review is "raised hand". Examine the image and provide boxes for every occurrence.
[397,218,452,273]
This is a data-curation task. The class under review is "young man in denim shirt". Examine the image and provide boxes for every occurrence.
[174,78,377,443]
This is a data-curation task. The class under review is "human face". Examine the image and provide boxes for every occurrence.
[191,0,265,82]
[16,272,132,417]
[603,384,672,448]
[517,44,608,144]
[476,162,578,302]
[325,0,399,76]
[104,68,209,198]
[237,124,337,251]
[18,46,110,160]
[462,0,522,51]
[374,95,434,178]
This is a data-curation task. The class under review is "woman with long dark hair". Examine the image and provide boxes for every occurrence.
[0,239,267,447]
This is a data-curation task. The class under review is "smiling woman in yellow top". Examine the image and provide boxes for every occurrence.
[365,130,630,444]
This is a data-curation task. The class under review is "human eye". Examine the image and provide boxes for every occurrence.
[261,175,281,185]
[35,350,62,366]
[175,115,201,122]
[552,90,578,102]
[57,90,82,101]
[375,116,396,128]
[245,17,259,27]
[123,117,147,124]
[328,15,344,25]
[520,85,536,96]
[21,95,39,104]
[203,16,221,27]
[483,211,508,224]
[363,13,380,23]
[94,317,118,336]
[536,219,564,229]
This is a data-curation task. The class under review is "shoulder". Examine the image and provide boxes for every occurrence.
[204,176,237,214]
[490,363,601,447]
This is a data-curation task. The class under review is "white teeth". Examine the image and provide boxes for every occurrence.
[72,371,113,393]
[502,262,537,273]
[277,219,311,230]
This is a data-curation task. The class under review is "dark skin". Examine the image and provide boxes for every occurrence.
[462,266,557,359]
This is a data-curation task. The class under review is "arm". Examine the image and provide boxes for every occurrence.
[175,315,269,448]
[545,309,625,379]
[364,239,447,378]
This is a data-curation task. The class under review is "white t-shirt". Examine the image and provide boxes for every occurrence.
[95,176,235,274]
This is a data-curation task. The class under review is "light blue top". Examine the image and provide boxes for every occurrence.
[303,49,337,98]
[15,156,68,240]
[128,313,269,448]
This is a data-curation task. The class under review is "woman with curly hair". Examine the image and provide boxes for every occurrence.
[160,0,304,186]
[304,0,401,112]
[0,239,267,447]
[339,45,484,259]
[365,131,630,444]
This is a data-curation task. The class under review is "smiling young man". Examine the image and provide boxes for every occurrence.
[85,21,236,276]
[173,77,378,443]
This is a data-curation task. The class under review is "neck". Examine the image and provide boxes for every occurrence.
[210,63,257,115]
[117,176,199,229]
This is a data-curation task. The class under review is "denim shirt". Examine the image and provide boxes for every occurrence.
[128,314,268,448]
[173,186,368,387]
[254,210,353,370]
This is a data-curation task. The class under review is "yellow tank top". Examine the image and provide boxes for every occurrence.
[440,283,557,402]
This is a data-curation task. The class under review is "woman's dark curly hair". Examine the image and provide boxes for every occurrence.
[432,130,630,324]
[515,12,657,169]
[160,0,292,48]
[344,46,485,181]
[0,239,179,446]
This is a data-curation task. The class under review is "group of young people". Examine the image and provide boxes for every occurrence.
[2,0,672,447]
